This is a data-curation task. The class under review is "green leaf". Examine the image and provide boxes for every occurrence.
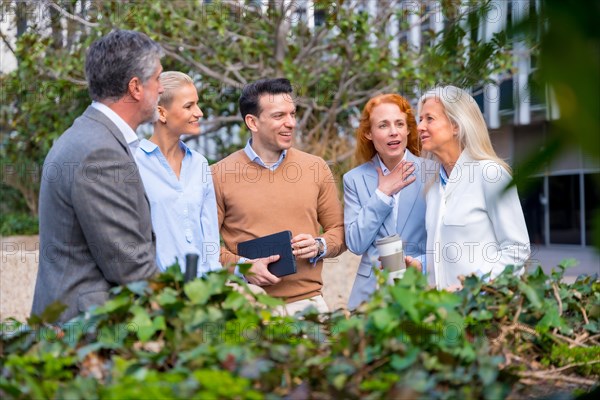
[371,308,397,331]
[153,316,166,331]
[222,291,247,311]
[518,281,543,309]
[255,294,285,308]
[390,348,419,371]
[237,263,252,275]
[332,374,347,390]
[537,305,562,333]
[184,279,211,305]
[390,287,420,322]
[93,295,131,314]
[27,301,67,325]
[470,310,493,321]
[130,305,156,342]
[558,258,579,269]
[126,281,149,296]
[583,321,598,333]
[156,288,179,306]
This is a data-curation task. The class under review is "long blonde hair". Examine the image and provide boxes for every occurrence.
[417,85,511,173]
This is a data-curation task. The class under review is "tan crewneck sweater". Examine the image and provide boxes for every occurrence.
[212,148,346,302]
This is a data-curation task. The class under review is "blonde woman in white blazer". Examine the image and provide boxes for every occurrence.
[413,86,530,290]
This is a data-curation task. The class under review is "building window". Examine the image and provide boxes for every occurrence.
[584,173,600,246]
[549,174,581,245]
[521,177,546,245]
[499,77,514,112]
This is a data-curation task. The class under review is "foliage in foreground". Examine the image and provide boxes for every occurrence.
[0,263,598,399]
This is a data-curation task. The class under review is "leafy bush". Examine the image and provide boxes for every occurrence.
[1,264,598,399]
[0,184,38,236]
[0,212,38,236]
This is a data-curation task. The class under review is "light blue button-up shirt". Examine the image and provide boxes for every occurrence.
[135,139,221,276]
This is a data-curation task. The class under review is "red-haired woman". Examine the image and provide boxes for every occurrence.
[344,94,433,309]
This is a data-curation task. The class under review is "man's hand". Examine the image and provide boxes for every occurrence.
[291,233,319,259]
[245,255,282,286]
[405,256,422,273]
[377,161,416,196]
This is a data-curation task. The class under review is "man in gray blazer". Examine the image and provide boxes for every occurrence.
[31,30,163,322]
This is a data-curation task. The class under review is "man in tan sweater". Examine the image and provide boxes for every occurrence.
[212,78,346,314]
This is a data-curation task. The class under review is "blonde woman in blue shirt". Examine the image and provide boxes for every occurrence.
[135,71,221,276]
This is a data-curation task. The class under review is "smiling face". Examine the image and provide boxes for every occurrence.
[159,83,203,136]
[246,92,296,160]
[366,102,409,170]
[417,97,460,158]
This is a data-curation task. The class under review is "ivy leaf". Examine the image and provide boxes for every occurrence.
[27,301,67,325]
[223,291,247,311]
[470,310,493,321]
[372,308,397,331]
[184,280,211,305]
[130,305,156,342]
[237,263,252,275]
[518,281,542,309]
[157,288,179,307]
[558,258,578,269]
[391,348,419,371]
[126,281,149,296]
[92,295,131,315]
[583,321,598,333]
[205,272,228,295]
[537,305,564,334]
[153,316,166,331]
[390,287,420,322]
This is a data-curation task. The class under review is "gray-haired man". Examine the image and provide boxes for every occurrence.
[32,30,163,322]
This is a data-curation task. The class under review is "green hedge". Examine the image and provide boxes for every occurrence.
[1,264,598,399]
[0,212,39,236]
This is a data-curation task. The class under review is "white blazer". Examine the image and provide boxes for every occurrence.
[425,151,530,289]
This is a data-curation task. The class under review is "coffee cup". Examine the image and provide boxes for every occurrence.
[375,234,405,272]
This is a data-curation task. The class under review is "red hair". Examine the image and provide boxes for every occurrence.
[354,93,420,165]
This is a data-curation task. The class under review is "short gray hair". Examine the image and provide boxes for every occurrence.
[85,30,164,102]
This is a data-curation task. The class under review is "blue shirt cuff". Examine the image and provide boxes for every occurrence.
[234,258,249,281]
[309,237,327,265]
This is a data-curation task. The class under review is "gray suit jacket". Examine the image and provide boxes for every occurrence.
[32,106,158,322]
[344,151,433,309]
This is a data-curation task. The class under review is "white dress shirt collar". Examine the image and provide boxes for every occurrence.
[91,101,139,145]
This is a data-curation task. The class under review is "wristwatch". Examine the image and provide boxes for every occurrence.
[315,237,326,258]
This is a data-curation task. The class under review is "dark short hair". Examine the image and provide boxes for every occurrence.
[239,78,293,121]
[85,30,163,102]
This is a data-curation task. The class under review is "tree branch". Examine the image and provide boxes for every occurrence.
[0,29,16,56]
[45,1,99,28]
[162,46,242,88]
[517,371,597,386]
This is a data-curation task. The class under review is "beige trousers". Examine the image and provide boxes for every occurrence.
[274,295,329,316]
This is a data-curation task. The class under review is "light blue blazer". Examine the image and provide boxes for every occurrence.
[344,151,432,309]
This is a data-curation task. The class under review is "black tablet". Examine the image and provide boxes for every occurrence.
[237,230,297,277]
